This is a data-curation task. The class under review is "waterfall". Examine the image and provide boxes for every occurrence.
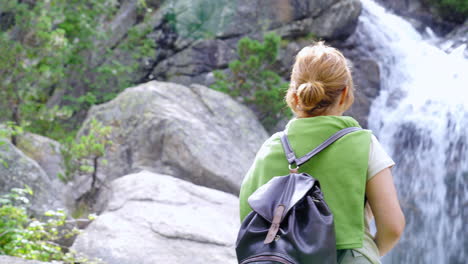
[355,0,468,263]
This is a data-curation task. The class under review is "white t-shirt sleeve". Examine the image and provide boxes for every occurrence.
[367,134,395,181]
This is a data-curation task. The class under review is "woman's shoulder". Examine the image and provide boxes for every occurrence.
[367,133,395,181]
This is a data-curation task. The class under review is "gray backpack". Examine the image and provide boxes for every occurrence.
[236,127,361,264]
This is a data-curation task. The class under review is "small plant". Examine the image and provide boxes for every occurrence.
[211,32,290,130]
[60,118,112,185]
[0,186,100,263]
[59,118,112,219]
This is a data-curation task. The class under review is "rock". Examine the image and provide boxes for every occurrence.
[16,132,65,182]
[0,256,61,264]
[375,0,459,35]
[213,0,339,38]
[312,0,362,40]
[76,81,267,195]
[275,0,361,40]
[42,0,367,124]
[344,58,381,128]
[152,39,237,85]
[154,0,362,85]
[0,141,65,215]
[72,170,239,264]
[439,21,468,59]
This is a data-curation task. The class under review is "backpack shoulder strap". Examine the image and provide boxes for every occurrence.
[280,127,362,167]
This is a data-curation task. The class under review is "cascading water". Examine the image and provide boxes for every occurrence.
[355,1,467,263]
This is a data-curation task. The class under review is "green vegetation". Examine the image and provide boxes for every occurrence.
[0,122,23,167]
[211,32,290,130]
[0,187,99,263]
[0,0,155,141]
[428,0,468,23]
[60,118,112,184]
[59,118,113,218]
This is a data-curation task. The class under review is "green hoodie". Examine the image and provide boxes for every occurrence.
[239,115,371,249]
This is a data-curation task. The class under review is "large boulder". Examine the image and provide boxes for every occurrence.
[77,81,267,194]
[72,170,239,264]
[16,132,65,182]
[0,256,61,264]
[273,0,361,40]
[211,0,337,38]
[0,141,65,214]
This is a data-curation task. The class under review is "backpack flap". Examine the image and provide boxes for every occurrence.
[247,173,317,243]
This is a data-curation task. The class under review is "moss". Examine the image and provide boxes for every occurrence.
[17,136,42,162]
[71,200,91,219]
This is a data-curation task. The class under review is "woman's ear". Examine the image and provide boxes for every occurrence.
[339,86,348,106]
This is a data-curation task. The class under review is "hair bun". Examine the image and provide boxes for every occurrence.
[296,81,325,110]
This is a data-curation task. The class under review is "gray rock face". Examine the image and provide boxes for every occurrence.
[0,141,65,214]
[274,0,361,40]
[16,132,65,182]
[77,81,267,194]
[41,0,365,108]
[439,21,468,59]
[72,170,239,264]
[375,0,460,35]
[152,39,237,85]
[312,0,362,40]
[153,0,362,85]
[0,256,61,264]
[344,58,381,128]
[213,0,340,38]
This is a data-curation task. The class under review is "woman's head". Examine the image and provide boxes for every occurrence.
[285,41,354,117]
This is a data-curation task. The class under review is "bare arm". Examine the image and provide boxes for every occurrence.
[366,167,405,256]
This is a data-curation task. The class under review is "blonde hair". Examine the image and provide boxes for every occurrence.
[285,41,354,117]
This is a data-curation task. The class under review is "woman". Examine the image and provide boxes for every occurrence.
[238,42,405,263]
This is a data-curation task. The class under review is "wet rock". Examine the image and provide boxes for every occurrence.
[344,58,381,128]
[439,21,468,59]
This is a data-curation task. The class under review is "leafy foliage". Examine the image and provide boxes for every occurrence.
[211,32,290,130]
[0,0,155,140]
[0,0,84,135]
[60,118,112,184]
[0,121,24,167]
[428,0,468,23]
[0,187,100,263]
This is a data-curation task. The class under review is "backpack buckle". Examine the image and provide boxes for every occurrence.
[288,164,299,173]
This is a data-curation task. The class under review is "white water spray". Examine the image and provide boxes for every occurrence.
[357,1,468,263]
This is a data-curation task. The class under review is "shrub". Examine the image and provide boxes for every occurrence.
[60,118,112,184]
[0,186,99,263]
[211,32,290,130]
[0,0,155,140]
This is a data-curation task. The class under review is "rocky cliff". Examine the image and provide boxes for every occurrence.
[41,0,378,129]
